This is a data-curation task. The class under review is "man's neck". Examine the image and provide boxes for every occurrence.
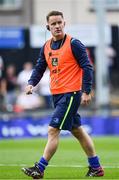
[53,34,65,41]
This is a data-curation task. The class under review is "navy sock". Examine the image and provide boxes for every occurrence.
[38,157,48,172]
[88,156,100,168]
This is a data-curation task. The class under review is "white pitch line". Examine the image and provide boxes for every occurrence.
[0,164,119,169]
[50,164,119,169]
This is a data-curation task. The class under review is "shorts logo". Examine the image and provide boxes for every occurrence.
[53,118,59,124]
[52,58,58,66]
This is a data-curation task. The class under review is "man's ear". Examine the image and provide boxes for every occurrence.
[46,25,50,31]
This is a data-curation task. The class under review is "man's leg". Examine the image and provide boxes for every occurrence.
[43,126,60,161]
[22,126,60,179]
[71,126,104,177]
[71,126,96,157]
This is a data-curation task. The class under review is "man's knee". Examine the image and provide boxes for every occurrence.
[71,126,85,139]
[48,126,60,137]
[72,127,80,135]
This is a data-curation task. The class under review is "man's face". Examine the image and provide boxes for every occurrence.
[47,15,65,39]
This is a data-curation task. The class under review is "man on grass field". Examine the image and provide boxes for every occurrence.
[22,10,104,179]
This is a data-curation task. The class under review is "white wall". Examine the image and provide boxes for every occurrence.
[33,0,119,25]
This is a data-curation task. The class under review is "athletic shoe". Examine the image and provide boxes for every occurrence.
[86,166,104,177]
[21,162,44,179]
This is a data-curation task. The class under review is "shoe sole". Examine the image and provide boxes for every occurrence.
[21,168,31,176]
[21,167,43,179]
[86,172,104,177]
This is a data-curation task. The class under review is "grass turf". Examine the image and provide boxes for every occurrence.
[0,136,119,179]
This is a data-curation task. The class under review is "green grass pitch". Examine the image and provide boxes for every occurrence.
[0,136,119,179]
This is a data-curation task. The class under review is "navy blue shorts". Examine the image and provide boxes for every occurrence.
[49,91,82,131]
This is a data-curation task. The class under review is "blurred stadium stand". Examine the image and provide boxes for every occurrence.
[0,0,119,139]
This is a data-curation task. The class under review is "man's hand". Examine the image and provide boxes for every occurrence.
[81,92,92,105]
[26,85,34,95]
